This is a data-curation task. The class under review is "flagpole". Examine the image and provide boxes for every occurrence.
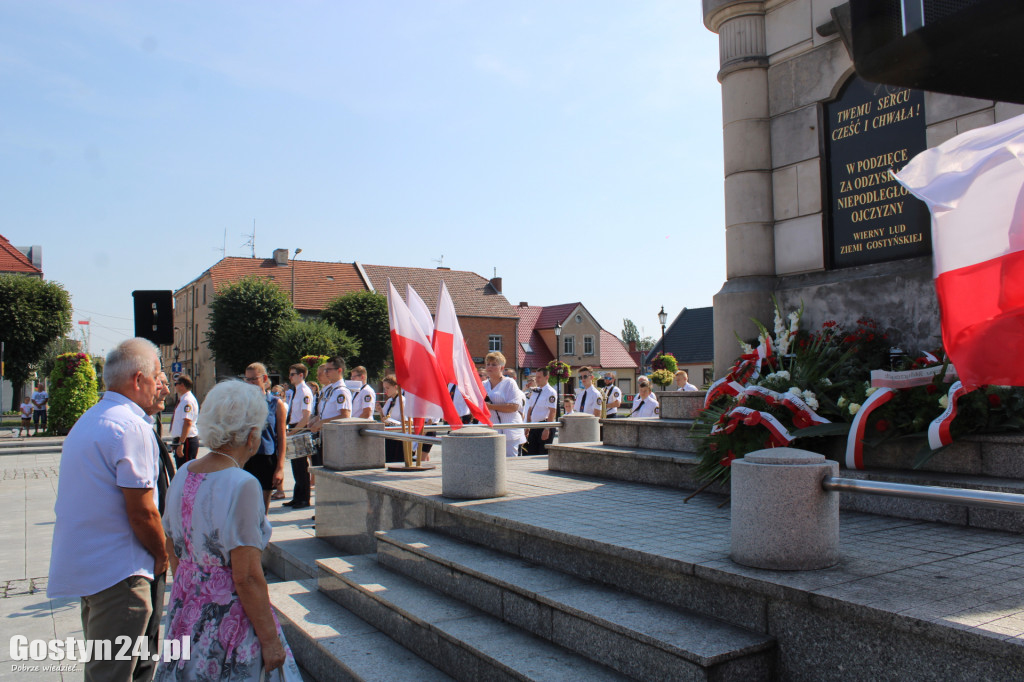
[398,386,413,468]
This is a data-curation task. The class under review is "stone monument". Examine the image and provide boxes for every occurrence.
[702,0,1024,375]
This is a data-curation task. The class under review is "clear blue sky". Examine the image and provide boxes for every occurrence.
[0,1,725,356]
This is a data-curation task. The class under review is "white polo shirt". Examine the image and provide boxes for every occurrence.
[170,390,199,439]
[351,383,376,419]
[48,392,160,598]
[525,384,557,422]
[288,381,313,426]
[319,380,352,421]
[604,384,623,416]
[631,392,660,418]
[573,384,603,416]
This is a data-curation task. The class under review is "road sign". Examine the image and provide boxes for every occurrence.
[171,362,182,374]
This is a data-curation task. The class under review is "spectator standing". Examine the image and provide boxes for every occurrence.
[48,338,167,681]
[31,382,48,435]
[244,362,288,512]
[170,374,200,468]
[19,396,32,437]
[483,351,526,457]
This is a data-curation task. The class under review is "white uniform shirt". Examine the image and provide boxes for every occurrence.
[631,392,660,418]
[573,384,603,416]
[351,383,377,419]
[678,382,698,392]
[288,382,313,425]
[604,384,623,416]
[525,384,558,423]
[170,390,199,439]
[484,377,526,449]
[450,385,470,418]
[48,392,160,598]
[381,393,406,425]
[319,380,352,421]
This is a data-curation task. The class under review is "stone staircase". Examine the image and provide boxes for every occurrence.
[550,390,1024,533]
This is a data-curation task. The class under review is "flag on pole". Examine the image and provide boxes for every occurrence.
[434,280,492,425]
[385,280,463,426]
[895,113,1024,389]
[404,284,443,424]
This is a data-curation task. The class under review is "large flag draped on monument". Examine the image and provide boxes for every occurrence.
[433,280,492,426]
[385,280,463,427]
[895,113,1024,389]
[404,285,444,423]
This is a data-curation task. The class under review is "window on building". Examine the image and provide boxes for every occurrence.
[194,324,198,351]
[583,335,595,355]
[703,368,714,386]
[202,284,206,304]
[563,335,575,356]
[520,341,533,353]
[488,335,502,352]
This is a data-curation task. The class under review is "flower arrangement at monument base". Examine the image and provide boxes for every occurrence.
[690,300,1024,489]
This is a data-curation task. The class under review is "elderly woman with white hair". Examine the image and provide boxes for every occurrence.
[156,381,301,681]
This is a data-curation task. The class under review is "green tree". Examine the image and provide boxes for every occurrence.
[621,318,654,353]
[270,319,360,377]
[321,291,390,380]
[38,337,82,379]
[0,274,72,401]
[206,276,298,374]
[48,352,98,435]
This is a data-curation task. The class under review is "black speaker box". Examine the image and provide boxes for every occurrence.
[132,290,174,346]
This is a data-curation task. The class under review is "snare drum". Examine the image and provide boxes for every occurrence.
[285,432,316,459]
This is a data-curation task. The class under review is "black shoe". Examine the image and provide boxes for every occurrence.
[283,499,307,507]
[290,501,311,509]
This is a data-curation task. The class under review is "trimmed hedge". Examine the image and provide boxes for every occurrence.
[48,352,98,435]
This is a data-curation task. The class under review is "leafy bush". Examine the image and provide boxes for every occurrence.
[270,318,360,377]
[48,352,98,435]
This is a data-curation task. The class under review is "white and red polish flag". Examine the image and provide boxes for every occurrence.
[385,280,463,427]
[434,280,492,425]
[895,114,1024,389]
[404,285,444,424]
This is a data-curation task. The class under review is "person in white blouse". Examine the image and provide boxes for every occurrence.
[631,376,660,418]
[483,352,526,457]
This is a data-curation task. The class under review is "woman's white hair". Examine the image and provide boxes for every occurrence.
[104,338,159,388]
[198,380,268,450]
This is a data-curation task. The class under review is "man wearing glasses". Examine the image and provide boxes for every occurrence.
[170,374,200,468]
[572,367,603,417]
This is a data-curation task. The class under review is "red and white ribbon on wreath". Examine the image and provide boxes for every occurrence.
[710,406,795,446]
[739,385,830,428]
[704,378,745,408]
[927,381,970,450]
[845,388,896,469]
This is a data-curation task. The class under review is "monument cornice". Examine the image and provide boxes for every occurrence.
[702,0,765,33]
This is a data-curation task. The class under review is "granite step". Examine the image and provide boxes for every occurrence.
[602,417,699,452]
[316,554,631,681]
[547,443,727,494]
[269,578,453,682]
[376,527,774,682]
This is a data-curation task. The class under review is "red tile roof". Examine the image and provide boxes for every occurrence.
[201,257,367,310]
[361,265,517,318]
[0,235,42,275]
[514,303,637,370]
[599,330,638,368]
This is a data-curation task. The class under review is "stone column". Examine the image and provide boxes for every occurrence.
[321,419,384,471]
[703,0,776,376]
[730,448,839,570]
[559,413,600,444]
[441,426,507,499]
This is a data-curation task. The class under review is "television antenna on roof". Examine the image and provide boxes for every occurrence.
[241,219,256,258]
[431,254,444,267]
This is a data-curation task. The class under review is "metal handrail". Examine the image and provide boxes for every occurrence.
[822,476,1024,513]
[419,422,560,433]
[361,429,442,446]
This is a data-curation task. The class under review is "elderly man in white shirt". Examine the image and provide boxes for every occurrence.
[48,338,168,682]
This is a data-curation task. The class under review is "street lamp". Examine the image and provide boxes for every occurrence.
[658,306,668,362]
[554,321,563,419]
[290,248,303,304]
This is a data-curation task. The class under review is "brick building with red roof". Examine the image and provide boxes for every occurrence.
[0,235,42,277]
[170,249,518,398]
[515,302,638,395]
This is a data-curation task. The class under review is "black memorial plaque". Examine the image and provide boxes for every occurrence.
[823,76,930,268]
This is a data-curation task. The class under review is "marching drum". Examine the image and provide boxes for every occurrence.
[285,431,316,459]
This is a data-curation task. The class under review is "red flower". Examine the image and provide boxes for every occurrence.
[719,451,737,468]
[875,419,890,432]
[708,442,718,452]
[988,394,1002,408]
[742,411,761,427]
[823,320,837,328]
[925,384,938,394]
[723,421,738,434]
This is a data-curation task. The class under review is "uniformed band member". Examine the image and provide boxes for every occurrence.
[290,357,351,508]
[170,374,200,468]
[525,366,557,454]
[449,384,473,424]
[378,375,407,463]
[631,376,661,417]
[675,370,698,391]
[286,363,314,429]
[602,372,623,417]
[483,351,526,457]
[349,366,376,419]
[573,367,603,417]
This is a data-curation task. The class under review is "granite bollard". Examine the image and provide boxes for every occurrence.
[730,448,839,570]
[321,419,384,471]
[441,426,506,499]
[559,413,600,444]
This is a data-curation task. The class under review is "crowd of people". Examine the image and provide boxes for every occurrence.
[45,336,702,680]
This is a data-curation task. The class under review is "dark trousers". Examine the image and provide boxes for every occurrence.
[525,425,554,455]
[291,456,310,503]
[174,436,199,469]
